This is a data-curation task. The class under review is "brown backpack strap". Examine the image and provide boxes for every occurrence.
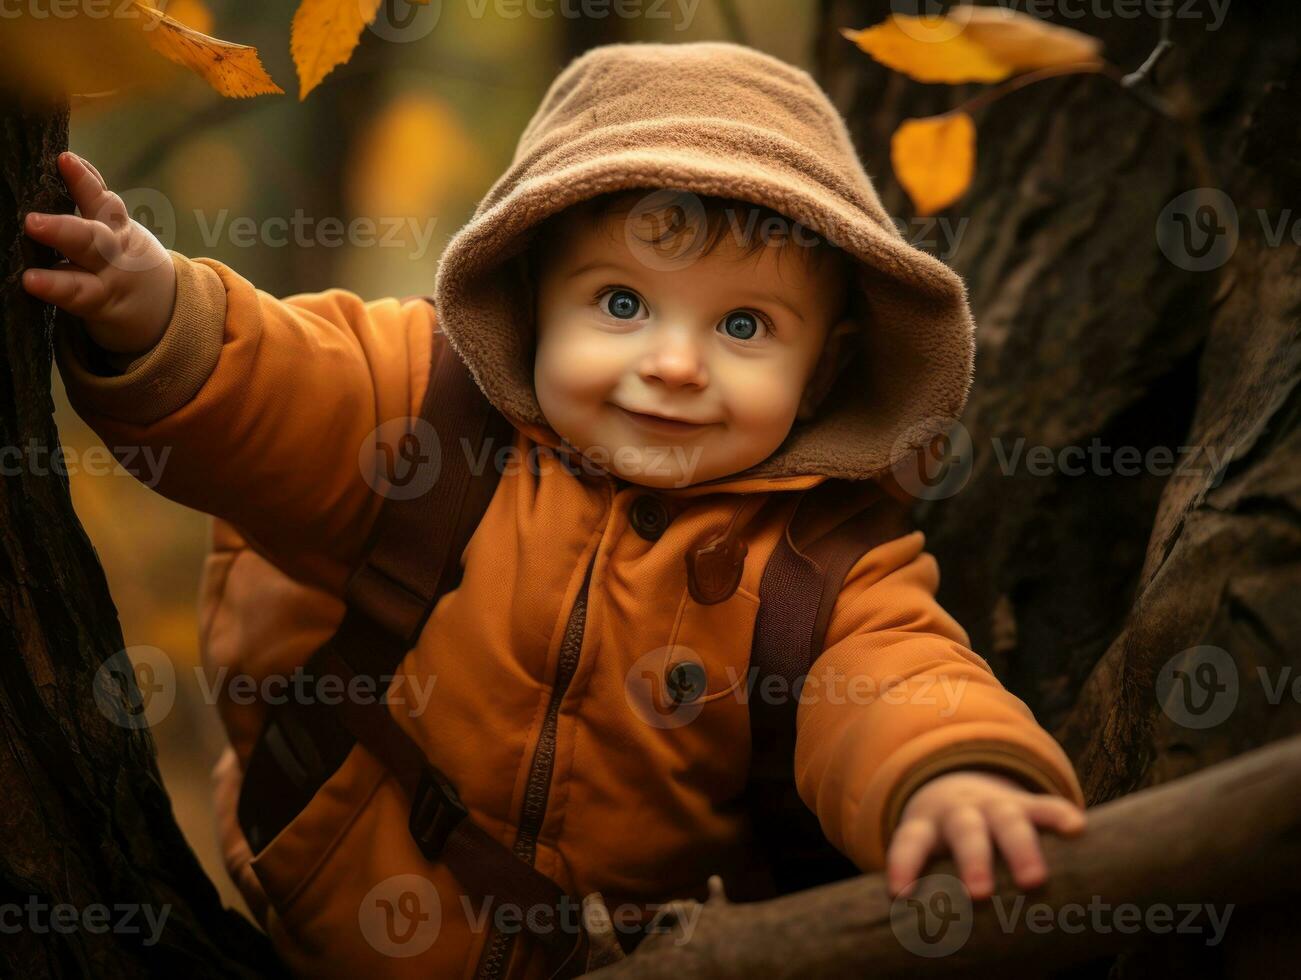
[320,650,590,978]
[238,319,511,846]
[236,309,588,977]
[739,478,913,898]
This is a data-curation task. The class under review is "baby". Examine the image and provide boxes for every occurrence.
[26,42,1085,978]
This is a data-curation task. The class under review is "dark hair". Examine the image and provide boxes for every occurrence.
[519,188,851,301]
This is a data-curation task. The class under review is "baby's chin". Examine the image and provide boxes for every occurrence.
[578,440,764,490]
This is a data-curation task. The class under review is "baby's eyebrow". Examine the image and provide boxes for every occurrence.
[565,259,634,280]
[739,290,805,325]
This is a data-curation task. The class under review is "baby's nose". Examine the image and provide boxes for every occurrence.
[640,336,708,388]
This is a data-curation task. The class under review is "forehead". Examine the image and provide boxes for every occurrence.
[544,199,848,296]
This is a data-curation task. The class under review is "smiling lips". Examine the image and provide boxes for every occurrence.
[615,405,711,435]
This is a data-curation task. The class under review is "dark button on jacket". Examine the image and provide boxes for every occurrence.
[666,661,707,704]
[629,494,670,541]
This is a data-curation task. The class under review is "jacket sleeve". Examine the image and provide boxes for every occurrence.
[53,250,437,599]
[792,529,1085,873]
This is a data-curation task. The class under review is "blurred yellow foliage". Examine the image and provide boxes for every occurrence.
[347,90,484,223]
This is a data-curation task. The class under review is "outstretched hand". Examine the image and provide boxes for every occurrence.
[885,770,1087,900]
[22,151,176,357]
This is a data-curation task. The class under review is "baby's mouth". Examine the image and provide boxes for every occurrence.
[613,405,713,436]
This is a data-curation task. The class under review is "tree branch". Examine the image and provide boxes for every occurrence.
[588,734,1301,977]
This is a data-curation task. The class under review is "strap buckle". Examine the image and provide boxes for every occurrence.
[409,766,469,861]
[262,710,328,789]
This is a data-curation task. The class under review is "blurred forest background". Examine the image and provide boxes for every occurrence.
[52,0,823,921]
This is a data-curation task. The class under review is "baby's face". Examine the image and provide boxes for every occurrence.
[532,205,849,489]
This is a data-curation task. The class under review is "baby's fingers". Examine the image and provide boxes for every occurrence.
[24,212,116,272]
[22,264,109,318]
[885,817,939,898]
[944,805,995,899]
[985,801,1046,890]
[58,152,128,229]
[1024,795,1087,836]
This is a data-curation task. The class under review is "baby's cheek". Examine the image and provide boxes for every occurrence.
[725,367,803,437]
[536,330,617,404]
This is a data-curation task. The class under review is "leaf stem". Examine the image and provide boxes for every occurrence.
[952,61,1108,116]
[943,60,1175,121]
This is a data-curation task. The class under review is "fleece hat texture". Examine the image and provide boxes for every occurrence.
[432,40,976,483]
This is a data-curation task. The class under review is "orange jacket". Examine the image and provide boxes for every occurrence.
[57,251,1084,977]
[54,41,1085,980]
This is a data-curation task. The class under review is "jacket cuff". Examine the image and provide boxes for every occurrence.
[53,251,226,426]
[848,733,1086,871]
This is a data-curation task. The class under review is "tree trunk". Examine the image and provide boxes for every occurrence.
[0,98,284,979]
[814,0,1300,797]
[814,0,1301,973]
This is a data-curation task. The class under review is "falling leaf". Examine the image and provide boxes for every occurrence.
[131,1,283,98]
[842,8,1102,84]
[842,18,1007,84]
[154,0,216,35]
[291,0,384,101]
[891,112,976,216]
[955,6,1104,72]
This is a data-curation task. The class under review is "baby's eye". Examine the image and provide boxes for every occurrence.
[718,310,768,342]
[600,288,643,320]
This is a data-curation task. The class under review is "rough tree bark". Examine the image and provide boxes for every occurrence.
[0,101,285,978]
[586,734,1301,979]
[812,1,1301,802]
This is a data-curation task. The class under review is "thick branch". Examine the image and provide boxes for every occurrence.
[589,733,1301,978]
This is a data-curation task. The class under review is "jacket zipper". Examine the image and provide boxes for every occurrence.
[474,547,599,980]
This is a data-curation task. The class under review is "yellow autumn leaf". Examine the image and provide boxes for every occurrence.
[842,18,1007,84]
[891,112,976,216]
[154,0,215,35]
[291,0,384,101]
[842,8,1102,84]
[955,6,1103,72]
[132,1,282,98]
